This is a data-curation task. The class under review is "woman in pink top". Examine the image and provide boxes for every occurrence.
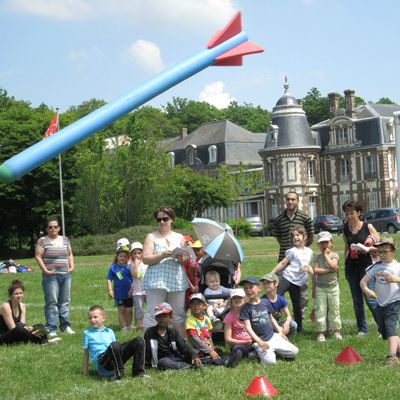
[223,288,254,365]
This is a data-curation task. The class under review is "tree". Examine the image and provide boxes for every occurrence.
[163,97,224,134]
[222,101,270,132]
[169,167,233,220]
[302,88,330,126]
[0,89,72,255]
[376,97,397,105]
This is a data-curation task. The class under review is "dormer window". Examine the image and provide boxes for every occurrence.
[186,144,197,166]
[338,126,348,144]
[208,145,217,163]
[168,151,175,167]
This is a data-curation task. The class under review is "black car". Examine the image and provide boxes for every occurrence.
[363,208,400,233]
[312,215,344,234]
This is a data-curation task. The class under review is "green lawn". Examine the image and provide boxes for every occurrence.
[1,235,399,399]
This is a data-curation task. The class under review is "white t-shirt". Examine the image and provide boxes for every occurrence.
[367,260,400,306]
[282,246,314,286]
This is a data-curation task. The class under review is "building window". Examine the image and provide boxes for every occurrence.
[208,145,217,163]
[307,160,315,183]
[364,155,377,179]
[269,162,276,185]
[286,161,296,181]
[186,145,197,166]
[339,194,351,215]
[367,192,378,211]
[340,159,349,181]
[338,127,348,145]
[271,199,279,218]
[309,196,317,219]
[168,152,175,167]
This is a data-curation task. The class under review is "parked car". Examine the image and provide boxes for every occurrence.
[312,215,344,234]
[363,208,400,234]
[245,215,264,236]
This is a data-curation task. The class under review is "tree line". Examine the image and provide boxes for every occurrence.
[0,87,395,255]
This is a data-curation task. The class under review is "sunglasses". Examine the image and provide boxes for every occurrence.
[156,217,170,223]
[47,226,59,229]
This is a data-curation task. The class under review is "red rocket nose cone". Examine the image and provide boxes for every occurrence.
[336,346,363,365]
[244,376,278,397]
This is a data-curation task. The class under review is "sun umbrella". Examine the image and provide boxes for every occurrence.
[191,217,244,262]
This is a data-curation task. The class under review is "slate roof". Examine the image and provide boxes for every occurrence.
[159,120,266,166]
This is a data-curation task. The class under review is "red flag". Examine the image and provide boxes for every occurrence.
[43,113,58,138]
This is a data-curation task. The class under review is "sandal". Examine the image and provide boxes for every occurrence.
[316,333,326,342]
[333,332,343,340]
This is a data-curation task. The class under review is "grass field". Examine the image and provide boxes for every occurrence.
[1,235,400,400]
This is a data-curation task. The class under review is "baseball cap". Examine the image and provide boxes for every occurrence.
[317,231,333,243]
[116,237,129,250]
[130,242,143,252]
[116,246,130,254]
[260,273,279,284]
[375,237,396,250]
[230,288,246,298]
[239,275,260,286]
[154,302,173,316]
[183,235,193,243]
[189,293,206,304]
[191,240,203,248]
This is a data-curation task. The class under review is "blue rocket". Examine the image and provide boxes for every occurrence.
[0,12,263,183]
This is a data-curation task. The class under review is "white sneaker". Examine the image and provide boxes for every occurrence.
[357,331,367,337]
[62,326,75,334]
[48,331,58,337]
[47,337,62,345]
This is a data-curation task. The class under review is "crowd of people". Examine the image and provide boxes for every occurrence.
[2,198,400,380]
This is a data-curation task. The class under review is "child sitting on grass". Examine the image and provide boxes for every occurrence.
[185,293,239,368]
[223,288,255,365]
[239,276,299,365]
[107,246,133,332]
[360,238,400,367]
[260,273,297,337]
[82,305,146,379]
[312,231,342,342]
[144,302,202,370]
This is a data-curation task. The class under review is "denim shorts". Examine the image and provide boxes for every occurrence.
[376,300,400,340]
[115,297,133,308]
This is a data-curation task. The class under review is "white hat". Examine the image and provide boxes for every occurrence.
[116,238,129,250]
[317,231,333,243]
[130,242,143,252]
[230,288,246,298]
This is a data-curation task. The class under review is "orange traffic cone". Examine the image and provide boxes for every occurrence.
[244,376,278,397]
[336,346,363,365]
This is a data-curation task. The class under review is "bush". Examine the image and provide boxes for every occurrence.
[172,217,192,230]
[226,218,252,237]
[71,224,197,256]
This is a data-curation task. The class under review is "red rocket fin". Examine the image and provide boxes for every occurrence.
[213,41,264,66]
[207,11,242,49]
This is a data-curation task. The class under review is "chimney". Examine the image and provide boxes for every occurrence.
[181,127,188,139]
[344,89,356,119]
[328,92,340,118]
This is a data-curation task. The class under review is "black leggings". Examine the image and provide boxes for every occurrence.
[277,277,302,331]
[98,337,145,378]
[0,326,47,345]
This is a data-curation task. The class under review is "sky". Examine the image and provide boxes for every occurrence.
[1,0,399,115]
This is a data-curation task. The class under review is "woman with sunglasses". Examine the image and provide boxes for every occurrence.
[342,200,380,336]
[142,206,189,336]
[35,217,75,337]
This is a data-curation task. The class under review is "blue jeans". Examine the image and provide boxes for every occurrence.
[345,265,378,333]
[42,273,72,332]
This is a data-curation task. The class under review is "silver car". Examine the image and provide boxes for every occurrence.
[245,215,264,236]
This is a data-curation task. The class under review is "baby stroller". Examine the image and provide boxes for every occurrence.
[199,255,240,344]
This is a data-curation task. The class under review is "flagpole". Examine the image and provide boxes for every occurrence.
[56,108,66,236]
